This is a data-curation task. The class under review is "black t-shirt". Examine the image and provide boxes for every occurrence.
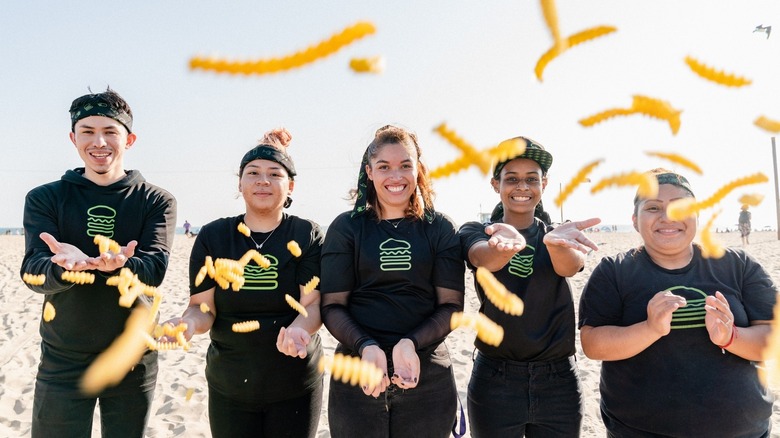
[579,246,776,437]
[320,211,465,349]
[21,168,176,395]
[190,214,323,404]
[459,218,576,361]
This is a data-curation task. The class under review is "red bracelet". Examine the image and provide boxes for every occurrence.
[719,326,738,353]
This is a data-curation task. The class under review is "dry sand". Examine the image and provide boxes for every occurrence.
[2,231,780,437]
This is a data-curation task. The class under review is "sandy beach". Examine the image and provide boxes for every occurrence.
[2,231,780,437]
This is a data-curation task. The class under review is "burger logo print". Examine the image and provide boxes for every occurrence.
[508,244,535,278]
[379,238,411,272]
[668,285,707,330]
[242,254,279,290]
[86,205,117,239]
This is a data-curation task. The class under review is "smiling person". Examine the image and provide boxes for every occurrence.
[579,168,777,437]
[320,125,465,437]
[20,88,177,438]
[459,136,599,437]
[161,128,324,438]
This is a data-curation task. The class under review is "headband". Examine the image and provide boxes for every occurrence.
[239,145,297,178]
[70,100,133,133]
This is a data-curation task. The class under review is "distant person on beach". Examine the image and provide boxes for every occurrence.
[20,88,176,438]
[161,128,324,438]
[459,137,599,437]
[183,219,192,237]
[579,168,776,437]
[739,204,752,246]
[320,125,465,437]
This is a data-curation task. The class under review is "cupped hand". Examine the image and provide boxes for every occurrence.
[646,290,687,336]
[40,232,91,271]
[704,291,734,346]
[391,338,420,389]
[484,223,526,252]
[276,326,311,358]
[360,345,390,397]
[87,240,138,272]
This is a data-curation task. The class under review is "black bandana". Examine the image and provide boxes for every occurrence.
[70,99,133,133]
[239,145,297,178]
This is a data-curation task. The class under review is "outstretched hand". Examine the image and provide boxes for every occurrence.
[40,232,136,272]
[543,218,601,254]
[484,223,526,252]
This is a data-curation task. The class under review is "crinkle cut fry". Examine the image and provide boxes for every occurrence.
[535,25,617,81]
[319,353,384,388]
[189,21,376,75]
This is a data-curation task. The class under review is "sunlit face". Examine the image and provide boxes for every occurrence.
[633,184,697,256]
[239,159,293,214]
[69,116,136,185]
[366,142,418,217]
[491,158,546,219]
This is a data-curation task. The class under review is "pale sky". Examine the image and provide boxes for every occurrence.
[2,1,780,233]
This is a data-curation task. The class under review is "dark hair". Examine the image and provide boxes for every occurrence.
[69,88,133,133]
[351,125,434,220]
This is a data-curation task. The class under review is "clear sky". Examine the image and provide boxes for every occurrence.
[3,1,780,232]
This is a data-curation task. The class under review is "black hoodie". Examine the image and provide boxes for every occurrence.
[21,168,176,393]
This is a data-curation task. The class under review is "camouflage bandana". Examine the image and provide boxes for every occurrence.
[492,137,553,179]
[239,145,297,179]
[70,99,133,133]
[351,148,371,218]
[633,172,695,205]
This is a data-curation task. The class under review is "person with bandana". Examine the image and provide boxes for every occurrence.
[161,128,324,438]
[458,137,599,437]
[579,168,777,437]
[320,125,465,437]
[20,88,177,437]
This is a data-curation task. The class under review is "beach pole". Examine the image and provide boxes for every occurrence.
[773,137,780,240]
[559,183,564,223]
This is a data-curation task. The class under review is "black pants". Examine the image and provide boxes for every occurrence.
[328,342,457,438]
[32,379,154,438]
[208,380,323,438]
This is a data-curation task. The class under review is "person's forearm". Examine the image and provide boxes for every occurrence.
[548,245,585,277]
[580,322,662,361]
[721,323,771,361]
[469,242,516,272]
[289,300,322,335]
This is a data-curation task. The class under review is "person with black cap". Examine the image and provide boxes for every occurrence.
[320,125,465,437]
[161,127,324,438]
[579,168,776,437]
[459,136,599,437]
[20,88,177,437]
